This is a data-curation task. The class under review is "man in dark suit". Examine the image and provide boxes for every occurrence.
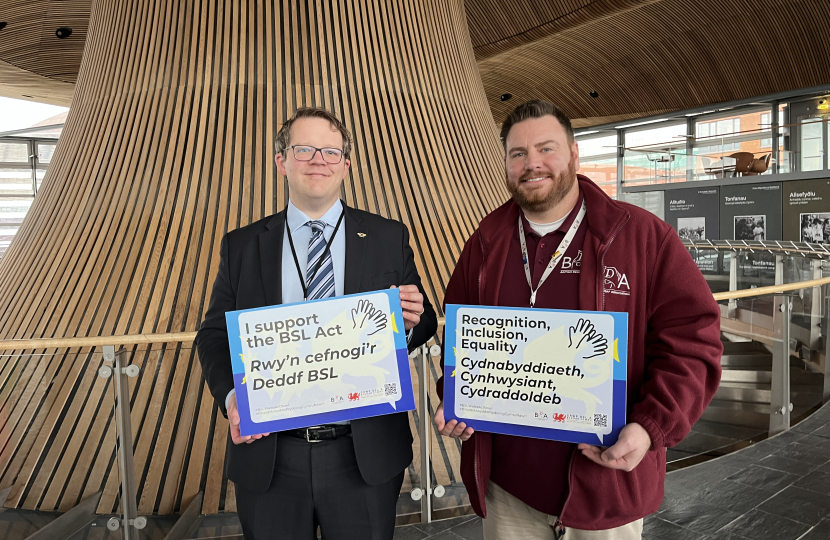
[196,107,437,540]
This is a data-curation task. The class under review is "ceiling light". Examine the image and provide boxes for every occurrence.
[575,130,599,137]
[818,99,829,110]
[55,27,72,39]
[0,22,7,31]
[589,91,599,98]
[500,93,513,102]
[615,118,669,129]
[685,110,716,117]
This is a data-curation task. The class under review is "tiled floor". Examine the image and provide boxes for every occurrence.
[2,400,829,539]
[394,399,830,540]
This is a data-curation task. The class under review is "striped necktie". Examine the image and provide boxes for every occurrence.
[306,220,335,300]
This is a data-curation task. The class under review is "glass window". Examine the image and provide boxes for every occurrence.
[0,198,33,258]
[0,142,30,163]
[37,143,56,164]
[577,134,618,198]
[621,191,664,219]
[577,135,616,158]
[692,107,773,180]
[800,117,824,172]
[579,157,617,198]
[623,123,686,186]
[0,168,34,196]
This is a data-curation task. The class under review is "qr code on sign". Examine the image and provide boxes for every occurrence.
[593,414,607,428]
[385,383,397,396]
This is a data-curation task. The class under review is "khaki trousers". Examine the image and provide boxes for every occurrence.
[482,481,643,540]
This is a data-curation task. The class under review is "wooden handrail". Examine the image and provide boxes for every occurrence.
[0,332,197,350]
[0,277,828,351]
[712,275,830,301]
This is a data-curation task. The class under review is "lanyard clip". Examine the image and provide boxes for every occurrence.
[530,290,537,308]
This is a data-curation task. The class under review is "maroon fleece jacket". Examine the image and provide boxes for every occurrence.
[436,175,722,530]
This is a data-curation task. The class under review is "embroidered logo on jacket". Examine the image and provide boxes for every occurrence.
[560,250,582,274]
[603,266,631,296]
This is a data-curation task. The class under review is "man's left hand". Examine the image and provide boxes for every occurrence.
[577,422,651,472]
[392,284,424,331]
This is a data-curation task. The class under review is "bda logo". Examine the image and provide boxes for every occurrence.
[561,250,582,271]
[348,392,360,401]
[331,395,344,403]
[603,266,631,295]
[534,412,548,419]
[552,413,566,423]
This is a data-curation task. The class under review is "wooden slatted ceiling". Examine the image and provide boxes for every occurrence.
[465,0,657,60]
[0,0,90,83]
[3,0,830,124]
[479,0,830,125]
[0,0,505,515]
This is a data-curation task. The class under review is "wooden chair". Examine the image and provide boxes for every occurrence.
[728,152,755,176]
[746,153,771,175]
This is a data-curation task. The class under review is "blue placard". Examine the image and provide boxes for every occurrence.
[225,289,414,436]
[443,304,628,446]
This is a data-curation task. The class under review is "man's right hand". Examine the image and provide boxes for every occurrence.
[434,401,474,441]
[228,392,270,445]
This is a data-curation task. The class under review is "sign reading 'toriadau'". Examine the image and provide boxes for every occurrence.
[443,305,628,445]
[225,289,414,436]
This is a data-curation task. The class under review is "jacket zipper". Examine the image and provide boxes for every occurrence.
[558,215,629,527]
[599,216,629,311]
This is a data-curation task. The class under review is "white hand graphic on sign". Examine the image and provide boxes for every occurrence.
[568,318,607,359]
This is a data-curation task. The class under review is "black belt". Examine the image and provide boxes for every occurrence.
[283,424,351,442]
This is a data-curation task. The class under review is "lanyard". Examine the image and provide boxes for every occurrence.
[518,199,587,308]
[285,208,345,301]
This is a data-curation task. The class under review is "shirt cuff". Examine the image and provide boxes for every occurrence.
[225,389,236,412]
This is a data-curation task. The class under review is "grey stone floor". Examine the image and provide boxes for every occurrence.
[2,400,828,540]
[394,399,830,540]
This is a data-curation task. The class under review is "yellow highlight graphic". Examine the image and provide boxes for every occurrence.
[613,338,619,362]
[391,312,399,333]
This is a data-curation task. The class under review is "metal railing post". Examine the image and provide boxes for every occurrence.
[419,345,432,523]
[824,284,830,399]
[810,260,822,354]
[770,296,792,435]
[728,252,738,318]
[775,255,784,286]
[98,345,146,538]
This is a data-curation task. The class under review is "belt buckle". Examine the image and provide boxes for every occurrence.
[305,428,321,443]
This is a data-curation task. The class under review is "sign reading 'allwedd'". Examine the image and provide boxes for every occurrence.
[443,305,628,445]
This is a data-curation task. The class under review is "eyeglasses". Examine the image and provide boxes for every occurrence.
[289,145,345,164]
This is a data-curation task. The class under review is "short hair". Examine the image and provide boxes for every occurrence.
[274,107,353,158]
[499,100,574,148]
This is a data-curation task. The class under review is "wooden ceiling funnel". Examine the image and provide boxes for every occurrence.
[0,0,506,515]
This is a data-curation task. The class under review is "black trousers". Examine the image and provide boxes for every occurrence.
[234,435,405,540]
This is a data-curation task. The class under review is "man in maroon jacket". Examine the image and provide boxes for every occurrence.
[433,100,722,539]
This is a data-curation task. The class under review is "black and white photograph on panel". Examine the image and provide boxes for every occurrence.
[734,215,766,241]
[664,187,720,240]
[720,182,782,240]
[800,213,830,244]
[783,179,830,242]
[677,217,706,240]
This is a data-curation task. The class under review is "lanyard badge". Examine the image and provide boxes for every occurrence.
[518,199,587,308]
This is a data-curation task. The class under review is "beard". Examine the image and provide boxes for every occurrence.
[505,157,577,215]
